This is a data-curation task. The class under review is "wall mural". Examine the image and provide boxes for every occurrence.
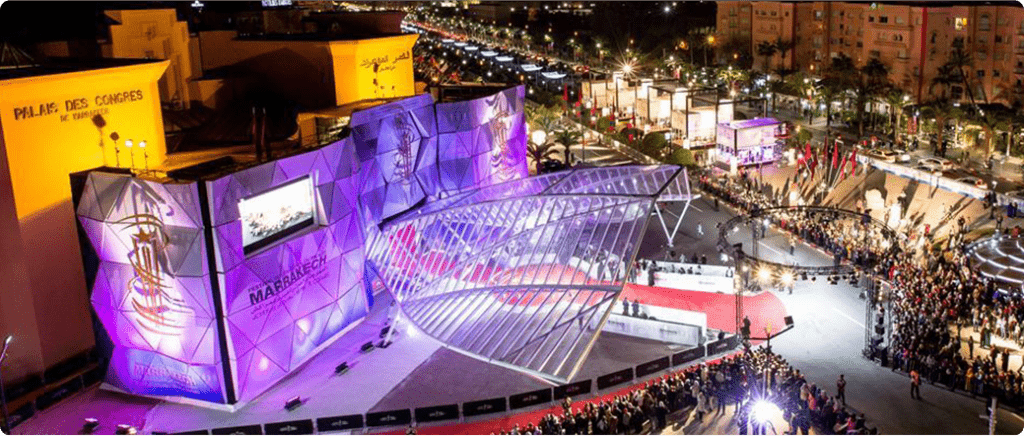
[76,86,529,405]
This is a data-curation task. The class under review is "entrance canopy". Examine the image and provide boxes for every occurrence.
[367,165,689,382]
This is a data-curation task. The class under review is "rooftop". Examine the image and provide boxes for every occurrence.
[0,56,163,81]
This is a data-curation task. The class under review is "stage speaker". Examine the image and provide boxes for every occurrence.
[784,316,794,327]
[285,396,303,411]
[83,418,100,433]
[335,362,349,375]
[115,425,136,435]
[361,341,375,353]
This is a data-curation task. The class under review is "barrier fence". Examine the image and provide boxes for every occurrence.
[164,335,739,435]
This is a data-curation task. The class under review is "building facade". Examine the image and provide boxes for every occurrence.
[718,1,1024,105]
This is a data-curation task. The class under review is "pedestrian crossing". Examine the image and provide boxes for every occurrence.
[570,141,640,167]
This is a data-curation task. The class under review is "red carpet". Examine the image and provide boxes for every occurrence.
[374,285,788,435]
[621,284,788,335]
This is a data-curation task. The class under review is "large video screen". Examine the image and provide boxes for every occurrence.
[239,176,316,255]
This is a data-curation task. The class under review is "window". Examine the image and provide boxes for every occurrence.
[770,11,777,16]
[979,14,991,31]
[814,10,823,20]
[955,17,967,31]
[868,15,875,22]
[996,35,1003,43]
[913,66,920,76]
[879,16,889,24]
[931,32,937,44]
[869,50,881,58]
[994,70,1001,78]
[977,70,985,78]
[978,52,987,61]
[896,16,904,25]
[978,36,987,45]
[856,41,863,48]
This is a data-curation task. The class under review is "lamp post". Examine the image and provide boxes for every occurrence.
[125,139,136,173]
[139,140,149,174]
[1,335,13,434]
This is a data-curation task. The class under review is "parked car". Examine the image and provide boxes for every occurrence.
[956,177,989,190]
[919,157,953,171]
[914,164,943,175]
[865,149,899,163]
[541,159,567,173]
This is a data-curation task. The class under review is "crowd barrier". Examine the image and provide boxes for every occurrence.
[167,336,737,435]
[857,155,988,200]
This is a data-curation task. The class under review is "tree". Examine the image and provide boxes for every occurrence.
[526,140,560,174]
[756,40,778,72]
[879,87,909,143]
[920,98,962,157]
[552,128,583,165]
[639,132,668,158]
[774,38,794,71]
[851,58,891,137]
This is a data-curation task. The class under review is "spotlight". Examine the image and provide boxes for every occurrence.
[811,276,817,282]
[115,425,137,435]
[83,418,100,433]
[751,400,781,425]
[335,362,350,375]
[757,266,772,283]
[780,271,794,287]
[285,396,303,411]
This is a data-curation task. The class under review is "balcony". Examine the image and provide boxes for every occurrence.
[1015,67,1024,75]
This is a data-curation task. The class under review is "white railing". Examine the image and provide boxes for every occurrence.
[857,155,988,200]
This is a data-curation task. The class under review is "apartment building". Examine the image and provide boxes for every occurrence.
[717,1,1024,106]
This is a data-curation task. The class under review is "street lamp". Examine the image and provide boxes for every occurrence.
[1,335,13,434]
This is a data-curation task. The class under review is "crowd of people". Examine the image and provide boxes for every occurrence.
[492,348,875,435]
[697,173,897,271]
[699,168,1024,413]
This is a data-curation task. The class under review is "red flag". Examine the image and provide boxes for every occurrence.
[831,140,840,169]
[849,147,858,172]
[563,84,568,102]
[839,154,849,178]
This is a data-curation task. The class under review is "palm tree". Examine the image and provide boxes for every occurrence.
[920,98,962,157]
[756,40,778,72]
[774,38,794,71]
[946,38,980,106]
[851,58,891,137]
[879,87,909,143]
[527,140,560,174]
[552,128,583,166]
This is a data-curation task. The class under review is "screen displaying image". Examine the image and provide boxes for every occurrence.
[239,176,316,255]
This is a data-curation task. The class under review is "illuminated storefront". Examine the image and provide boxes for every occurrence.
[715,118,783,167]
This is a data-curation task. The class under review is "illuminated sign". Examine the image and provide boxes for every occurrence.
[12,89,145,122]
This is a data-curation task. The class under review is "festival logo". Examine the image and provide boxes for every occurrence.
[114,182,192,337]
[392,114,417,185]
[486,92,518,182]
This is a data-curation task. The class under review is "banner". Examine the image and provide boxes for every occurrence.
[462,397,507,417]
[553,380,592,400]
[672,346,706,366]
[635,356,670,378]
[509,388,553,410]
[414,404,460,423]
[365,409,412,427]
[316,414,363,431]
[211,425,261,435]
[597,368,634,390]
[263,419,314,435]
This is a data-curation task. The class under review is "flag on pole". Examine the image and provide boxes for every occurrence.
[839,154,849,178]
[831,139,840,169]
[849,147,858,173]
[804,142,813,164]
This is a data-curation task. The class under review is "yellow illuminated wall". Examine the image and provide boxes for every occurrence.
[0,61,169,378]
[329,34,418,106]
[107,9,194,109]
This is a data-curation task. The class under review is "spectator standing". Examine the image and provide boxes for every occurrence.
[910,369,922,400]
[836,374,847,405]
